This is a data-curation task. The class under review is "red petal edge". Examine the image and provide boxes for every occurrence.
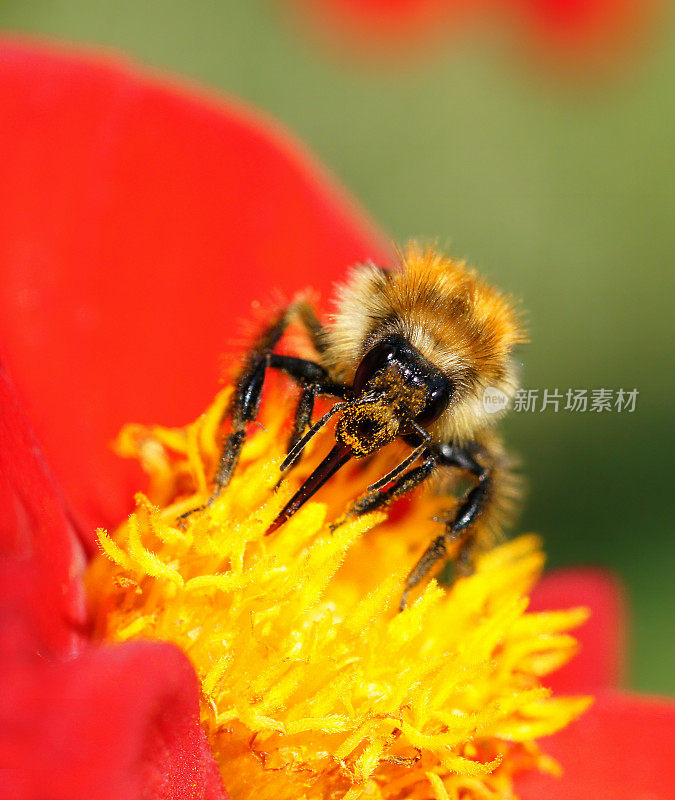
[0,362,86,657]
[0,37,389,547]
[0,365,226,798]
[530,567,626,693]
[518,690,675,800]
[0,640,227,800]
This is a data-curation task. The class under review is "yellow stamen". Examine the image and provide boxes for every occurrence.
[88,385,592,800]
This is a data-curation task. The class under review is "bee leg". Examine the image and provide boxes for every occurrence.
[175,309,298,524]
[268,355,348,453]
[213,356,344,498]
[399,457,491,610]
[178,305,342,522]
[332,451,438,528]
[211,323,293,494]
[289,383,318,451]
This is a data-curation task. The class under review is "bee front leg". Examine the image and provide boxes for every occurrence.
[267,355,347,455]
[178,311,344,522]
[176,352,274,525]
[331,452,438,528]
[216,299,337,489]
[273,376,348,489]
[177,309,300,523]
[214,354,344,496]
[216,364,343,492]
[289,383,318,451]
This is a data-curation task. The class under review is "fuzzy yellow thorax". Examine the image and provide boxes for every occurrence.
[88,384,591,800]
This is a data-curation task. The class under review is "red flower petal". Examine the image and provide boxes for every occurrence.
[518,691,675,799]
[0,639,227,800]
[530,568,626,693]
[1,359,225,796]
[0,39,389,547]
[0,362,86,657]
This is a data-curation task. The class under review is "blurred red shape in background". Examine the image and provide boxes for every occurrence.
[0,40,672,800]
[290,0,657,69]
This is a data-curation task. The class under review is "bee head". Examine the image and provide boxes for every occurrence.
[328,246,526,440]
[334,334,454,456]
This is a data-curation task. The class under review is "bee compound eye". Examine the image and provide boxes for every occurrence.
[352,339,399,393]
[415,375,454,426]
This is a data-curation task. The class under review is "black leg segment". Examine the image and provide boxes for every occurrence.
[332,452,437,530]
[399,458,492,609]
[178,300,339,522]
[333,430,494,608]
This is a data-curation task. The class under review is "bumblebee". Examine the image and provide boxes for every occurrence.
[194,245,525,607]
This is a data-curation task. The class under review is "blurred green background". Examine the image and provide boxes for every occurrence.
[3,1,673,693]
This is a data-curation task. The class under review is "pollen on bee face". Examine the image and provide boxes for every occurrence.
[336,402,399,456]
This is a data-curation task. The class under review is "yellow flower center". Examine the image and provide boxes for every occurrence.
[87,384,591,800]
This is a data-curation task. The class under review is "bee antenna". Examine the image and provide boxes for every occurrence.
[366,413,431,492]
[280,401,349,473]
[367,443,427,492]
[404,415,433,444]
